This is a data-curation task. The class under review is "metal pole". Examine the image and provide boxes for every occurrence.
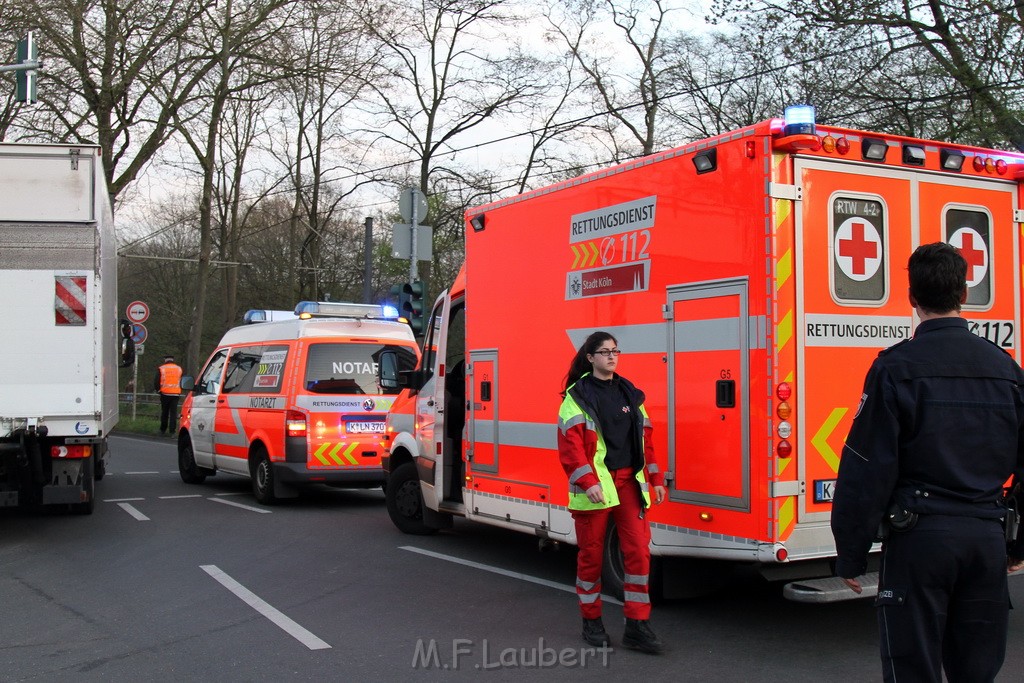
[410,189,419,284]
[363,217,373,304]
[132,360,138,421]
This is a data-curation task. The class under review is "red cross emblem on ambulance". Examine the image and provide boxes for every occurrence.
[834,218,882,282]
[948,227,988,287]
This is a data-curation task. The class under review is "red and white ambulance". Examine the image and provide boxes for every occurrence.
[379,108,1024,601]
[178,302,419,503]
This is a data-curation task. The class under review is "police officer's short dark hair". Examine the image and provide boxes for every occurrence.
[908,242,967,314]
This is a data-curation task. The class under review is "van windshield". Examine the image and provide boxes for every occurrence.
[304,343,417,395]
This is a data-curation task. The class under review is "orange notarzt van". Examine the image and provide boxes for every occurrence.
[177,302,419,504]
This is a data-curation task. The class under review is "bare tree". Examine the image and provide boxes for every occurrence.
[729,0,1024,149]
[545,0,679,159]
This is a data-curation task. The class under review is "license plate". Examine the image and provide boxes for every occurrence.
[815,479,836,503]
[347,421,385,434]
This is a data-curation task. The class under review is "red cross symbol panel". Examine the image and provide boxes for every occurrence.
[831,196,887,303]
[948,227,988,286]
[945,208,992,307]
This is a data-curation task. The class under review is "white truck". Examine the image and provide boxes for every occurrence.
[0,143,131,514]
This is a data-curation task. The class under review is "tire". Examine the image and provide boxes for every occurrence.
[601,518,626,600]
[251,447,277,505]
[601,519,663,603]
[178,438,207,484]
[94,454,106,481]
[385,461,436,535]
[72,457,95,515]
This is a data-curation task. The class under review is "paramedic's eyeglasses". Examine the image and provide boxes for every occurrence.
[593,349,621,357]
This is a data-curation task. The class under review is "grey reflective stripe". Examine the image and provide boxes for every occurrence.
[576,578,599,591]
[559,413,586,433]
[578,592,601,604]
[623,591,650,604]
[569,485,587,494]
[643,417,652,428]
[639,482,649,492]
[647,463,660,474]
[623,573,649,586]
[569,465,593,486]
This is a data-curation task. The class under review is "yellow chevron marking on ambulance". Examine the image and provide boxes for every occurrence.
[778,496,795,539]
[313,443,332,466]
[776,309,793,353]
[343,442,359,465]
[774,198,792,231]
[776,248,792,290]
[571,244,582,269]
[811,407,847,473]
[327,443,345,465]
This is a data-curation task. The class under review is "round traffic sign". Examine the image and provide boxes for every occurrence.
[130,323,148,345]
[126,300,150,323]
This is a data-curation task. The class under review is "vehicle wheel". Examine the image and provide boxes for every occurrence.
[94,454,106,481]
[251,447,277,505]
[601,518,626,600]
[178,438,207,484]
[72,457,95,515]
[385,462,436,535]
[601,519,663,603]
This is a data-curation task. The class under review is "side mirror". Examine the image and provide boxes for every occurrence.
[181,376,195,392]
[378,351,400,391]
[118,319,136,367]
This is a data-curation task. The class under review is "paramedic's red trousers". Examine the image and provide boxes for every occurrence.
[572,467,652,620]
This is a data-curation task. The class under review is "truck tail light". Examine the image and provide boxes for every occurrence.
[52,444,92,459]
[285,410,307,438]
[775,382,794,458]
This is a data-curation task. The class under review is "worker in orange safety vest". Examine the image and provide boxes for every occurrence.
[154,354,183,436]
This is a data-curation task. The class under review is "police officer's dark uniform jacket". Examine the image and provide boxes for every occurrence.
[832,316,1024,682]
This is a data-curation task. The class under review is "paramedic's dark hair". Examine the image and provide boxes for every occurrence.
[562,331,617,395]
[908,242,967,314]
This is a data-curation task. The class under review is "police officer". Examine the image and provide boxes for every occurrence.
[832,242,1024,683]
[153,354,183,436]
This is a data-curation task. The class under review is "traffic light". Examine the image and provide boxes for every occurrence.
[402,280,425,334]
[15,33,38,104]
[389,283,409,319]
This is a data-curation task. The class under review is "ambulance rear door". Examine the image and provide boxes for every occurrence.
[794,158,917,536]
[414,291,452,511]
[917,173,1020,359]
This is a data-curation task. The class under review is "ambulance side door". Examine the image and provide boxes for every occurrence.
[189,349,228,468]
[414,291,451,510]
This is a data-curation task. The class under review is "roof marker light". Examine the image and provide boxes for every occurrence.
[973,155,985,172]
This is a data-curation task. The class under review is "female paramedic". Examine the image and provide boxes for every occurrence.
[557,331,667,654]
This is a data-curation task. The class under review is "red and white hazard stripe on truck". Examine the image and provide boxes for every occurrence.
[54,275,87,326]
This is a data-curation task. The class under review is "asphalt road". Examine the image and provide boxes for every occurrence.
[2,434,1023,681]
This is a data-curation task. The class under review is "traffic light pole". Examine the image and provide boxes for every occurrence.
[410,195,420,285]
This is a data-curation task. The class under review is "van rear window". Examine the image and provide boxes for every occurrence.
[304,343,417,395]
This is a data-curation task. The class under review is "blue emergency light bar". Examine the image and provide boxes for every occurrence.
[293,301,388,319]
[783,104,816,137]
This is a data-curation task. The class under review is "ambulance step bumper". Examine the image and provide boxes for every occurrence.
[782,572,879,603]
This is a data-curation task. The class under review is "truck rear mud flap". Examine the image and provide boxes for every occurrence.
[783,572,879,603]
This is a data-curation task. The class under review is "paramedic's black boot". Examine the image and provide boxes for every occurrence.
[582,618,611,647]
[622,618,664,654]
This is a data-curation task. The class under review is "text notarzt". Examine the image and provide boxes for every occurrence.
[411,637,613,670]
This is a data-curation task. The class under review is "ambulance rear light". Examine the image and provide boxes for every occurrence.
[940,149,965,172]
[776,402,791,420]
[285,410,307,437]
[776,382,792,401]
[777,440,793,458]
[901,144,926,166]
[776,547,789,562]
[52,444,91,459]
[861,138,888,161]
